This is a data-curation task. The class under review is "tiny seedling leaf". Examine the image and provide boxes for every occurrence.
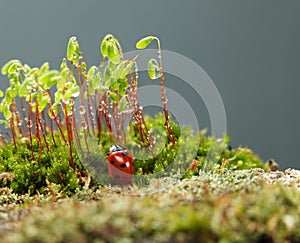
[118,96,127,112]
[67,37,76,61]
[40,62,50,74]
[148,59,159,80]
[115,61,125,80]
[107,42,120,64]
[0,120,9,127]
[121,62,134,77]
[87,66,98,81]
[8,62,22,74]
[39,70,59,87]
[110,92,118,103]
[136,36,155,49]
[3,105,11,120]
[101,34,114,58]
[1,59,21,75]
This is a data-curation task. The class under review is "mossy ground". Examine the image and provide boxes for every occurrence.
[0,114,295,242]
[0,169,300,242]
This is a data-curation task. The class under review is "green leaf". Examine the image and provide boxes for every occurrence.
[118,96,127,112]
[28,67,39,76]
[104,61,116,87]
[73,42,80,64]
[109,92,118,103]
[3,105,11,120]
[0,90,3,97]
[0,120,9,128]
[52,103,59,116]
[6,87,18,98]
[37,89,43,105]
[107,42,120,64]
[47,75,61,89]
[111,79,119,91]
[87,66,98,81]
[36,89,50,112]
[62,85,80,103]
[101,34,113,57]
[55,90,63,103]
[148,59,160,80]
[88,80,95,96]
[118,78,129,96]
[40,94,50,112]
[67,37,76,61]
[40,62,50,74]
[122,62,134,77]
[115,61,125,80]
[136,36,156,49]
[92,73,102,88]
[38,70,60,88]
[8,62,22,74]
[1,59,21,75]
[61,67,71,80]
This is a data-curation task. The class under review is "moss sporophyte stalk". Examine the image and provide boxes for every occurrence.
[0,34,264,193]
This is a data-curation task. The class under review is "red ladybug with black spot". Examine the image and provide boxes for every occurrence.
[107,145,134,185]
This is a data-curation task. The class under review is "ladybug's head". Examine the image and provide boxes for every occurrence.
[109,144,126,153]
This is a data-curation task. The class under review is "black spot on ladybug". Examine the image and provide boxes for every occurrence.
[110,160,114,164]
[120,163,126,168]
[122,151,128,156]
[115,174,120,179]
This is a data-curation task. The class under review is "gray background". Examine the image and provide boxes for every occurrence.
[0,0,299,169]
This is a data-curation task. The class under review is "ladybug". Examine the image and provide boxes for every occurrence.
[107,145,134,185]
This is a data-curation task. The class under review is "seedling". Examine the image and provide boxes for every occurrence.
[0,34,178,185]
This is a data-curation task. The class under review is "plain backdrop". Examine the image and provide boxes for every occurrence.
[0,0,299,169]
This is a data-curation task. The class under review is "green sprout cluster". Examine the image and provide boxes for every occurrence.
[0,34,264,194]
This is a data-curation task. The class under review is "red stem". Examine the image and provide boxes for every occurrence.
[64,103,74,169]
[35,101,43,161]
[27,99,34,160]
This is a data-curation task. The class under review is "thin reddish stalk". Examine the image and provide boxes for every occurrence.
[64,103,74,169]
[93,97,101,142]
[160,73,176,147]
[36,106,50,152]
[48,105,67,144]
[27,99,34,160]
[72,103,82,153]
[35,101,43,161]
[46,91,56,147]
[9,112,17,149]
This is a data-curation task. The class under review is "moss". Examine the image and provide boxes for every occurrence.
[0,113,265,195]
[1,169,300,242]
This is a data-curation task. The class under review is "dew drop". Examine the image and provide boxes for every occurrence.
[27,120,33,128]
[79,105,86,115]
[161,98,168,104]
[157,50,162,59]
[81,121,88,130]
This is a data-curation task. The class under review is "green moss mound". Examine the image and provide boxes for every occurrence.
[0,113,264,195]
